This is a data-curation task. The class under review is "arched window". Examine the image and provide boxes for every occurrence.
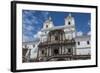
[46,25,48,28]
[33,44,35,48]
[55,36,58,40]
[68,48,71,53]
[42,50,44,54]
[78,41,80,45]
[53,49,59,55]
[25,45,27,48]
[87,41,90,45]
[68,21,71,25]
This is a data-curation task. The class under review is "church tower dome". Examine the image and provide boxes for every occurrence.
[64,13,76,40]
[40,17,54,42]
[43,16,54,29]
[65,13,75,26]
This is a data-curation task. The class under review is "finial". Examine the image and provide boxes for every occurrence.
[69,13,72,17]
[48,16,52,21]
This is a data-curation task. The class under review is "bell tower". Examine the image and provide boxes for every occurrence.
[64,13,76,40]
[65,13,75,26]
[43,17,54,29]
[41,17,54,42]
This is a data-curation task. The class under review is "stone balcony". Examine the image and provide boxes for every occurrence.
[38,39,75,47]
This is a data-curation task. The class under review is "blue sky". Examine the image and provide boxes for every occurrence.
[22,10,91,42]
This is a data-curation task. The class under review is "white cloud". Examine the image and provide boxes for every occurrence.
[41,12,49,20]
[22,35,29,42]
[23,10,36,20]
[23,13,39,26]
[22,30,42,42]
[88,20,91,26]
[34,31,42,39]
[26,25,34,31]
[31,16,39,24]
[76,31,83,36]
[22,34,33,42]
[87,31,91,35]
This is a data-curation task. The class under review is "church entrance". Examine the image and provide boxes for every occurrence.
[57,58,65,61]
[53,48,59,55]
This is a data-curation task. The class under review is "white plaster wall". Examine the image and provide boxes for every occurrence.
[62,46,65,54]
[65,17,75,26]
[43,21,54,29]
[76,40,90,48]
[76,48,91,55]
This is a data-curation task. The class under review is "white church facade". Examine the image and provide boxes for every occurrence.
[22,14,91,62]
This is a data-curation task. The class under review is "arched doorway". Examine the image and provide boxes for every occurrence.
[57,58,66,61]
[53,49,59,55]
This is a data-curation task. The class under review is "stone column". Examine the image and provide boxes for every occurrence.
[61,46,62,55]
[49,47,51,56]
